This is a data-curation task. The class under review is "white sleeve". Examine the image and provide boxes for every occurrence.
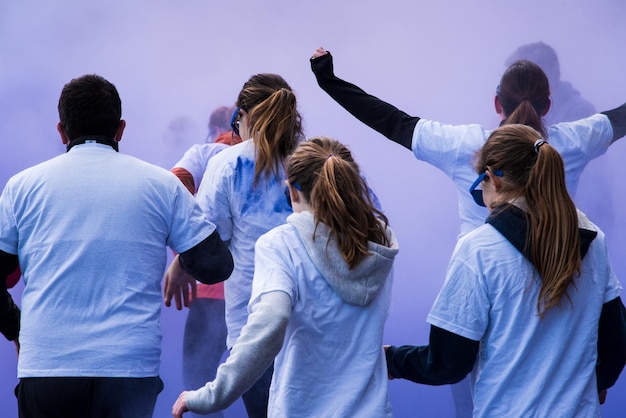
[185,291,291,414]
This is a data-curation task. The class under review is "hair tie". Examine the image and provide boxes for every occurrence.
[534,139,546,154]
[327,153,335,159]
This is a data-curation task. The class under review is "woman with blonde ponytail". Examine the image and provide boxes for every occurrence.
[191,73,304,417]
[385,124,626,417]
[173,137,399,417]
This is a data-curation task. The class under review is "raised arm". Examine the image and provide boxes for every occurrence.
[601,102,626,144]
[310,48,418,150]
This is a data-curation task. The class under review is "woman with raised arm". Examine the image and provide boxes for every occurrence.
[384,124,626,417]
[173,137,399,417]
[311,46,626,416]
[310,47,626,237]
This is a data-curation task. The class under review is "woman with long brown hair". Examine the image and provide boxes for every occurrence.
[173,137,399,417]
[384,124,626,417]
[193,73,304,417]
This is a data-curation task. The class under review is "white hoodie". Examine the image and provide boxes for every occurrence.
[186,211,399,417]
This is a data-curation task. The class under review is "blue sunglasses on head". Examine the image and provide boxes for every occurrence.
[284,182,302,209]
[230,107,241,136]
[469,169,503,207]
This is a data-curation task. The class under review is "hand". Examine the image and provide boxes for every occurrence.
[172,391,190,417]
[163,255,197,310]
[311,47,328,60]
[383,345,395,380]
[13,339,19,357]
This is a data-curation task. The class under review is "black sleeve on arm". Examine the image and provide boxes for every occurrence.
[310,52,419,150]
[386,325,479,385]
[0,250,20,341]
[178,230,234,285]
[596,296,626,391]
[601,102,626,143]
[0,249,19,277]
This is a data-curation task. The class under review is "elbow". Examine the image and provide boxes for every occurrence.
[179,231,234,285]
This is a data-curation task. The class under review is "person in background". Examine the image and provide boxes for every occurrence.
[0,74,233,418]
[170,104,242,418]
[385,124,626,417]
[172,137,399,417]
[205,105,239,144]
[505,41,596,125]
[194,73,304,417]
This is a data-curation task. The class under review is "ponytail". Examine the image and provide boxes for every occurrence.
[525,139,581,316]
[287,137,389,268]
[498,60,550,138]
[505,99,547,138]
[236,74,304,185]
[476,124,581,317]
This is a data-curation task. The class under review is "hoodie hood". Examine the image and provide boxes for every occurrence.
[486,206,598,260]
[287,211,399,306]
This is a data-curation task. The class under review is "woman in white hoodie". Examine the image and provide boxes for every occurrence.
[172,137,399,417]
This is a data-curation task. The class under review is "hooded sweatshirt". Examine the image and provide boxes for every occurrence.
[185,211,399,417]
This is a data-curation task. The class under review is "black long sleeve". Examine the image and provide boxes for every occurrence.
[178,230,234,285]
[310,52,419,150]
[601,102,626,143]
[0,250,20,341]
[596,296,626,391]
[386,325,479,385]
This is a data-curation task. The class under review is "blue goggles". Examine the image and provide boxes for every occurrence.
[230,107,241,137]
[284,182,302,208]
[469,169,503,207]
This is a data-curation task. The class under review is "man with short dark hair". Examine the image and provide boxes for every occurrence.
[0,74,233,418]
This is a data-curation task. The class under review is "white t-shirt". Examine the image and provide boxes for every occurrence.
[250,219,394,418]
[172,143,229,193]
[0,143,215,377]
[412,114,614,236]
[196,139,292,348]
[427,212,622,417]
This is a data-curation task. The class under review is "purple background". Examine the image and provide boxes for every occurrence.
[1,1,625,416]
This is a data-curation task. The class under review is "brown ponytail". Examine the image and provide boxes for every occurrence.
[476,124,581,317]
[287,137,389,268]
[498,60,550,138]
[236,74,304,185]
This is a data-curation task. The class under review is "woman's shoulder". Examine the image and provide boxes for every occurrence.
[257,222,299,251]
[205,140,254,172]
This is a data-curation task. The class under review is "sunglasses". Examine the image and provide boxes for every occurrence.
[230,107,241,137]
[284,182,302,208]
[469,169,503,207]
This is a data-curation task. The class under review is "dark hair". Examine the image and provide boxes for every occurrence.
[207,105,236,139]
[476,124,581,317]
[57,74,122,141]
[236,74,304,184]
[287,137,389,269]
[498,60,550,138]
